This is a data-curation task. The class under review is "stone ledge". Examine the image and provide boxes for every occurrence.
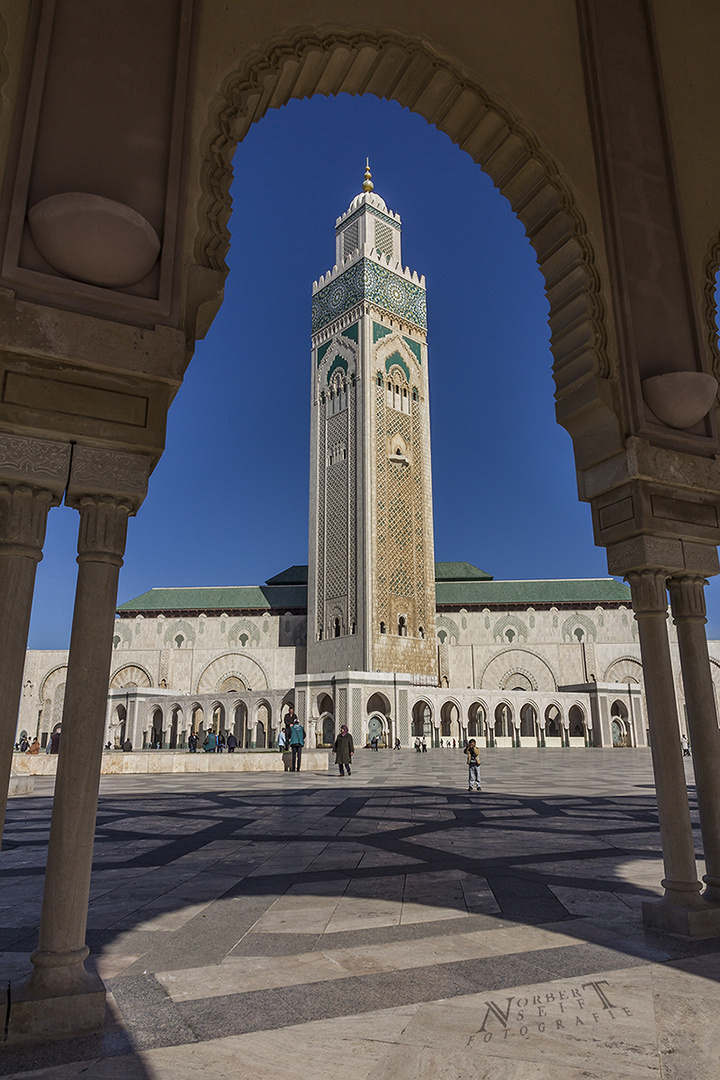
[11,750,331,775]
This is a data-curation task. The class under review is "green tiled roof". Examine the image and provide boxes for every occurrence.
[265,565,309,586]
[434,561,493,581]
[117,584,307,613]
[119,572,630,615]
[436,578,631,606]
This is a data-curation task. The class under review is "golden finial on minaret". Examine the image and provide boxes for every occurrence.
[362,158,374,193]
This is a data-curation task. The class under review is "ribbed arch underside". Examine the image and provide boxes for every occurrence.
[197,28,612,418]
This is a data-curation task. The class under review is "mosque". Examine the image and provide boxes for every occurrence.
[17,171,706,754]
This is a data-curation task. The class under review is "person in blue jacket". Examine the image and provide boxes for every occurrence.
[289,716,305,771]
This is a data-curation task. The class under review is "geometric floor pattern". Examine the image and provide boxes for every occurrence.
[1,748,719,1078]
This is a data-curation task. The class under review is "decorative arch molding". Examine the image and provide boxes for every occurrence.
[164,619,196,648]
[112,621,133,649]
[479,648,558,692]
[39,664,68,702]
[493,614,528,644]
[196,28,615,442]
[436,615,460,645]
[604,656,644,684]
[702,233,720,384]
[500,669,537,692]
[561,612,597,643]
[110,664,153,690]
[227,618,261,648]
[196,652,269,694]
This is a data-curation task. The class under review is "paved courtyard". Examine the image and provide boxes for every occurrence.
[1,748,719,1079]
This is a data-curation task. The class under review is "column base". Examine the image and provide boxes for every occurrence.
[2,971,106,1044]
[642,897,720,937]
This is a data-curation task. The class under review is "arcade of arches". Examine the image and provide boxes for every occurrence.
[3,0,720,1043]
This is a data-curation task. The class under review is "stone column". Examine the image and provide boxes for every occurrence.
[668,575,720,904]
[626,570,706,928]
[8,448,148,1042]
[0,435,71,844]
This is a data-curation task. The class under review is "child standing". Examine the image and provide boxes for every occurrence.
[465,739,481,792]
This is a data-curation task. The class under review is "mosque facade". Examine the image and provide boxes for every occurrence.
[17,177,711,755]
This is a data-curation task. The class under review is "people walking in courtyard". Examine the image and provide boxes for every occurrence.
[465,738,481,792]
[217,731,225,753]
[370,733,379,751]
[421,737,427,752]
[289,715,305,771]
[333,724,354,776]
[414,737,421,752]
[226,732,238,753]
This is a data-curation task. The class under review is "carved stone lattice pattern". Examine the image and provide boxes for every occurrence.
[296,689,306,725]
[351,687,362,742]
[316,395,326,633]
[325,409,350,604]
[348,383,357,626]
[375,379,388,626]
[386,410,413,598]
[338,687,348,731]
[411,398,428,629]
[398,688,409,743]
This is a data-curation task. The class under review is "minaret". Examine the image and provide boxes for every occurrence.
[307,165,437,677]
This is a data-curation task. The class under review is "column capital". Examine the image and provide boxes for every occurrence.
[668,574,708,622]
[0,485,57,558]
[625,569,669,617]
[74,496,132,566]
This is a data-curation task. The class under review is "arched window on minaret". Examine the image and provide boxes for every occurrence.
[398,616,407,637]
[333,617,341,638]
[380,622,386,634]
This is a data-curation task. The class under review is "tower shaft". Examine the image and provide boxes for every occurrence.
[307,178,436,677]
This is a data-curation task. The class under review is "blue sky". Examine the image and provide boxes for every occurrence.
[27,94,720,648]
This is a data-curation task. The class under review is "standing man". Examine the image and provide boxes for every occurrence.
[465,738,481,792]
[289,714,306,771]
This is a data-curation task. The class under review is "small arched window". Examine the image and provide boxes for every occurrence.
[333,618,341,638]
[175,634,184,648]
[380,621,386,634]
[398,616,407,637]
[418,626,425,639]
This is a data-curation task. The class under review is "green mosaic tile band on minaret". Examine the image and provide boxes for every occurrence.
[312,258,427,333]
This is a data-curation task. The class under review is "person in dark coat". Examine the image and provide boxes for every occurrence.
[226,732,238,753]
[333,724,354,776]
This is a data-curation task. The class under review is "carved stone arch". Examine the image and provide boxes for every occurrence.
[375,334,420,379]
[493,614,528,644]
[317,334,357,383]
[39,664,69,702]
[164,619,196,648]
[436,615,460,645]
[110,664,153,690]
[196,652,269,694]
[479,648,558,692]
[227,618,261,648]
[604,656,644,684]
[112,621,133,649]
[500,669,537,692]
[196,28,614,452]
[561,612,597,643]
[702,233,720,382]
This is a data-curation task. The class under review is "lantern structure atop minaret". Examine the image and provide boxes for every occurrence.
[307,167,437,677]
